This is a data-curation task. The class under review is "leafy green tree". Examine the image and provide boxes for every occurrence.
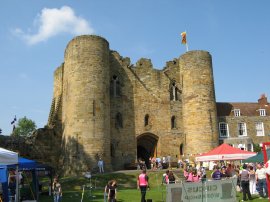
[13,116,37,137]
[253,143,262,153]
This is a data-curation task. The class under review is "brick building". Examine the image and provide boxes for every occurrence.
[217,94,270,151]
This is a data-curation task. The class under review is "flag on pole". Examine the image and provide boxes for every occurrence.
[11,115,17,125]
[181,32,187,44]
[181,31,189,52]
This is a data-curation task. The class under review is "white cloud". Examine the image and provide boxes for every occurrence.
[14,6,94,45]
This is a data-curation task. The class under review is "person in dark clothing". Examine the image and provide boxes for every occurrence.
[240,164,252,201]
[220,167,229,179]
[168,171,176,184]
[107,180,117,202]
[211,166,222,180]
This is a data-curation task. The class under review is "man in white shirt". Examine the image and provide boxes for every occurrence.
[256,163,268,199]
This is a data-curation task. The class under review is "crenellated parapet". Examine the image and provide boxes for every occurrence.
[47,64,63,128]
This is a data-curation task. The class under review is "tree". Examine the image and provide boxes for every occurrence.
[253,143,262,153]
[12,116,37,137]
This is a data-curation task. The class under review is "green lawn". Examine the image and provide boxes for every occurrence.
[35,170,269,202]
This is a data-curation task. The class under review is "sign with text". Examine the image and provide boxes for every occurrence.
[166,178,237,202]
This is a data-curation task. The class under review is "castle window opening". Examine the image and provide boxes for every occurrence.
[238,122,247,136]
[256,122,264,136]
[93,100,96,116]
[180,143,184,156]
[259,109,266,116]
[170,81,179,101]
[218,122,229,138]
[171,116,176,129]
[115,112,123,128]
[144,114,149,126]
[233,109,241,117]
[111,75,121,97]
[110,143,116,157]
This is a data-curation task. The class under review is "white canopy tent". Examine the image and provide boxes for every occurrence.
[0,147,19,202]
[0,147,18,165]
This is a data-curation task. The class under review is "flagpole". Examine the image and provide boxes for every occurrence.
[185,30,189,52]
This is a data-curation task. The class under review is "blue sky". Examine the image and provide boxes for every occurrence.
[0,1,270,135]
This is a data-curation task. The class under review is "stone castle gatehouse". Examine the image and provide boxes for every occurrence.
[45,35,218,174]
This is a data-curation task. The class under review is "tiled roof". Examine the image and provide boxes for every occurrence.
[216,102,270,117]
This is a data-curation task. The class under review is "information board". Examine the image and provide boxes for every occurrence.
[166,178,237,202]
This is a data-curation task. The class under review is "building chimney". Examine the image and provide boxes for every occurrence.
[258,94,268,105]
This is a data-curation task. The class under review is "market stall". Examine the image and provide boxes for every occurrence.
[195,143,256,162]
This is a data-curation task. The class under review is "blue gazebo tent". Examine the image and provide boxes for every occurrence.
[8,157,36,170]
[0,156,38,202]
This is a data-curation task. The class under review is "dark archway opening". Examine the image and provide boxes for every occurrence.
[180,143,184,156]
[137,133,158,169]
[137,146,150,168]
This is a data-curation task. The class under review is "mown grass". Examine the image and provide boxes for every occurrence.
[36,169,269,202]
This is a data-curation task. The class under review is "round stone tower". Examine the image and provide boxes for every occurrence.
[180,51,218,158]
[62,35,111,174]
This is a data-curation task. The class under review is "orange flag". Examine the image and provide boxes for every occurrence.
[181,32,187,44]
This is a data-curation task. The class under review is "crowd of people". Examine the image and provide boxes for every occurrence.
[180,162,269,201]
[49,159,270,202]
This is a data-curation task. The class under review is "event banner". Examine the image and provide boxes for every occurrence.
[166,178,237,202]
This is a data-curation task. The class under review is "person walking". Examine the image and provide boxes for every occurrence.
[256,163,268,199]
[108,180,117,202]
[52,177,62,202]
[137,169,149,202]
[249,166,256,195]
[240,164,252,201]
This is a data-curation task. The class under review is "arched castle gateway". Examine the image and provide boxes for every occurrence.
[45,35,218,175]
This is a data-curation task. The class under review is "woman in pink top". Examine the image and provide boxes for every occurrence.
[192,169,200,182]
[183,165,189,180]
[186,168,200,182]
[186,169,193,182]
[137,169,149,202]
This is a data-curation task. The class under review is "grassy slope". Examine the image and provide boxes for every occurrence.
[38,170,269,202]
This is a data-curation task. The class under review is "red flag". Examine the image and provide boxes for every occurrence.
[181,32,187,44]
